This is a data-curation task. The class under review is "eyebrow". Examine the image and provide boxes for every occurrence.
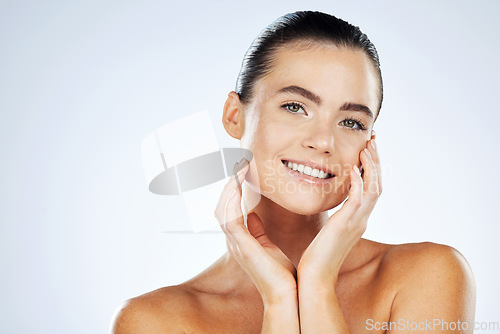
[276,85,374,119]
[277,85,322,105]
[339,102,374,119]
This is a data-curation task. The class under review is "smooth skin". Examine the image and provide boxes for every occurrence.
[111,44,476,333]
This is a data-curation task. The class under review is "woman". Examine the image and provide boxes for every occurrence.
[112,11,475,333]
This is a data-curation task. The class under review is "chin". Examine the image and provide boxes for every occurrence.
[268,192,344,215]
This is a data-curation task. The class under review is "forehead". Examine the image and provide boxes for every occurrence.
[256,44,379,111]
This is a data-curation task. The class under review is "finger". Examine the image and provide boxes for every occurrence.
[223,189,278,266]
[321,165,364,239]
[220,170,259,245]
[335,165,364,221]
[223,186,248,235]
[219,183,250,262]
[356,148,380,217]
[360,148,379,198]
[214,177,241,223]
[247,212,275,248]
[223,161,250,231]
[214,160,250,224]
[217,160,249,249]
[366,138,382,195]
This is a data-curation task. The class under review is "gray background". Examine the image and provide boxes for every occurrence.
[1,0,499,332]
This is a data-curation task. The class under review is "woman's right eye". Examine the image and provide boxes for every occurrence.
[281,102,306,115]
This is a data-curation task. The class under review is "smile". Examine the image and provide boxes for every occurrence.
[281,160,335,180]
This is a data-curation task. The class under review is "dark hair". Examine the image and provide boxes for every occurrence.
[235,11,383,121]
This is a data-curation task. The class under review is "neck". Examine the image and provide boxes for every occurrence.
[242,183,328,269]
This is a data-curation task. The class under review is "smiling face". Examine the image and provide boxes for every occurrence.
[231,43,380,215]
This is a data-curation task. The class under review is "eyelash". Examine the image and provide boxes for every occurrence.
[280,102,368,131]
[342,117,367,131]
[281,102,306,115]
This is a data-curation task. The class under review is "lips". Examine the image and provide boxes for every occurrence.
[281,159,335,179]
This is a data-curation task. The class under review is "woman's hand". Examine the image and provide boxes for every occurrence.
[214,159,297,307]
[297,133,382,285]
[296,133,381,333]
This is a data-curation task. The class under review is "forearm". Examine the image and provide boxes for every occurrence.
[261,293,300,334]
[298,280,350,333]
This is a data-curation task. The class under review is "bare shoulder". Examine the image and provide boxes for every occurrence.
[110,285,196,334]
[379,241,476,324]
[381,241,475,285]
[110,254,255,334]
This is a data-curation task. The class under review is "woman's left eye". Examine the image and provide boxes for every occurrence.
[281,102,306,115]
[341,118,367,131]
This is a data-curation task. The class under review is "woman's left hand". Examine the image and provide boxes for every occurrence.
[297,133,382,284]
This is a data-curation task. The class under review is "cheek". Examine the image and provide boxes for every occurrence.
[240,121,275,184]
[335,135,365,161]
[244,116,293,152]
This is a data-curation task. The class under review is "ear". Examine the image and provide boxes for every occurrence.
[222,91,245,140]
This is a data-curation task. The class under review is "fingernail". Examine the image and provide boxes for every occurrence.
[233,157,248,174]
[233,161,240,173]
[371,130,376,138]
[236,159,249,176]
[370,139,376,150]
[353,165,360,175]
[233,160,242,174]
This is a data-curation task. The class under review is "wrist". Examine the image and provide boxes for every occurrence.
[298,274,337,297]
[298,267,338,286]
[262,294,300,334]
[297,279,339,314]
[262,290,298,310]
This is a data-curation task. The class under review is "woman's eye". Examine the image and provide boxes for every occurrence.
[282,103,306,115]
[341,118,366,131]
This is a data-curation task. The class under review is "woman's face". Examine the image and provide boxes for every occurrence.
[240,43,379,215]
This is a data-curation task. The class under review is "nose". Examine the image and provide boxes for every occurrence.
[302,121,335,155]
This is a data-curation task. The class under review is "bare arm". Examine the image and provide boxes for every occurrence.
[261,293,300,333]
[298,280,349,333]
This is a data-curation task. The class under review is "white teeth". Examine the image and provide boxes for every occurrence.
[283,160,331,179]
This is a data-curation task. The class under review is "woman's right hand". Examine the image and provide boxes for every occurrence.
[214,159,297,307]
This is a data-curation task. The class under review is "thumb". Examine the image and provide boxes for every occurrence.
[247,212,275,248]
